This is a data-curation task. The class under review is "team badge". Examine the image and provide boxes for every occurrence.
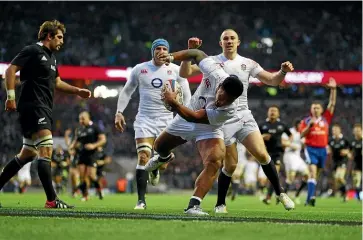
[167,70,172,75]
[241,64,246,71]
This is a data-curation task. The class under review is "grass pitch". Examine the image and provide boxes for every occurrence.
[0,192,361,240]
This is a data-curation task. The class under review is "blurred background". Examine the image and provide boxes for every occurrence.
[0,1,361,196]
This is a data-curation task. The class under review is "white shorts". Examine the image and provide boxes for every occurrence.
[283,152,308,173]
[18,162,32,182]
[244,172,257,185]
[134,115,172,139]
[258,166,267,179]
[165,115,224,142]
[224,110,260,146]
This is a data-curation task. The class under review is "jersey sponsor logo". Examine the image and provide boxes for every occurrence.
[205,78,211,88]
[141,69,148,74]
[151,78,163,88]
[38,117,47,125]
[277,125,284,130]
[41,56,47,61]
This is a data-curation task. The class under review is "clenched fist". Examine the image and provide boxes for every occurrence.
[188,37,202,49]
[281,61,294,73]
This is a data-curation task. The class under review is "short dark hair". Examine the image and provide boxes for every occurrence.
[38,20,66,41]
[332,123,341,128]
[311,101,324,108]
[221,76,243,98]
[269,104,280,110]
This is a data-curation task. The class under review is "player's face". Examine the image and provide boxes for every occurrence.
[332,126,341,136]
[219,30,240,54]
[353,126,362,138]
[310,104,323,117]
[268,107,280,120]
[49,30,64,52]
[153,46,168,66]
[215,86,234,107]
[79,114,90,126]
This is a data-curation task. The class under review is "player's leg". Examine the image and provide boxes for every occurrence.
[145,131,187,171]
[257,167,268,200]
[77,163,88,199]
[304,146,325,206]
[231,163,244,201]
[241,131,294,210]
[86,165,101,199]
[54,174,63,194]
[264,158,281,204]
[334,166,347,201]
[134,137,155,209]
[34,129,72,208]
[295,161,309,199]
[352,170,362,200]
[70,167,80,197]
[215,142,237,213]
[0,141,37,192]
[96,168,105,200]
[185,138,225,215]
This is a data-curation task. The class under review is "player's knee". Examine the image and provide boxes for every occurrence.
[38,147,53,159]
[137,151,150,166]
[224,162,237,175]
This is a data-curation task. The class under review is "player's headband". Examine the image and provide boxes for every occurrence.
[151,38,170,57]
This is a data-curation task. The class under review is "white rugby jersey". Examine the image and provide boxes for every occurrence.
[117,61,191,118]
[210,54,264,111]
[188,57,238,126]
[282,127,302,154]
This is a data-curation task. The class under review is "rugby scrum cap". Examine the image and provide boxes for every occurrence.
[151,38,169,57]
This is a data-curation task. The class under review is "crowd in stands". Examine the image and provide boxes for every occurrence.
[0,1,361,189]
[0,2,361,70]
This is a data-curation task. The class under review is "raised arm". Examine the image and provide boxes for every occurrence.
[177,75,192,105]
[256,61,294,86]
[158,49,208,66]
[326,78,337,114]
[179,37,203,78]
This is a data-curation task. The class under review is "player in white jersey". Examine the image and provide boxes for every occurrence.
[282,119,309,204]
[143,48,245,215]
[243,156,259,194]
[114,39,191,210]
[230,142,247,200]
[17,162,32,193]
[179,30,295,213]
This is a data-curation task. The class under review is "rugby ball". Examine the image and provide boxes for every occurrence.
[161,79,184,111]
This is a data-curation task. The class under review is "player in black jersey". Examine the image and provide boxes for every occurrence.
[1,20,91,208]
[51,145,70,194]
[259,105,292,204]
[94,147,112,200]
[349,124,362,201]
[71,112,106,201]
[328,123,350,201]
[65,128,81,197]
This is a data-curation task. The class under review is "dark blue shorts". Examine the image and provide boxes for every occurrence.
[304,146,327,169]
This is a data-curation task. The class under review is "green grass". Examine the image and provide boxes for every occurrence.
[0,192,361,240]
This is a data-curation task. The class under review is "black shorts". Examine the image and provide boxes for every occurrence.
[53,167,63,177]
[97,166,105,177]
[270,153,283,165]
[354,160,362,171]
[18,107,53,138]
[78,154,97,168]
[333,161,347,171]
